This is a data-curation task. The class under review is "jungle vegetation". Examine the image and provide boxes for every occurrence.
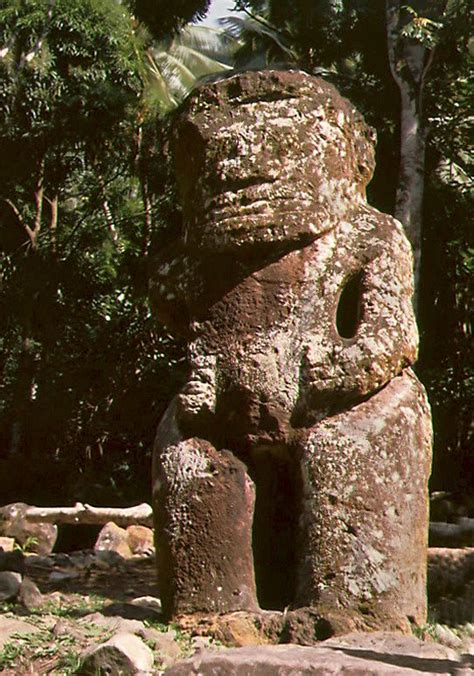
[0,0,472,505]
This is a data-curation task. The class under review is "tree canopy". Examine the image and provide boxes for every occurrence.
[0,0,185,504]
[130,0,212,39]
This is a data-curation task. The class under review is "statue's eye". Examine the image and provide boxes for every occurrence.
[336,270,364,339]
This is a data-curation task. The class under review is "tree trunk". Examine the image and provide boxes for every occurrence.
[46,194,58,253]
[135,124,153,256]
[97,173,119,247]
[9,333,37,456]
[395,81,426,303]
[19,502,153,528]
[386,1,436,309]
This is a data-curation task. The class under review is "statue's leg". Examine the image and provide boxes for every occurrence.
[152,401,258,619]
[296,369,432,626]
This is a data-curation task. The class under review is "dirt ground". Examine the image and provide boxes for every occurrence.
[1,548,474,674]
[26,552,158,602]
[0,554,178,675]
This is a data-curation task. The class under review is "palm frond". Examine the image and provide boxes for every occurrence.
[172,43,233,76]
[143,52,178,112]
[177,24,239,60]
[142,24,237,115]
[219,14,295,60]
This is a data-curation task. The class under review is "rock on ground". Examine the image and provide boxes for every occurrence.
[165,633,474,675]
[0,503,57,554]
[0,571,22,602]
[17,576,43,610]
[126,525,154,555]
[94,522,155,559]
[94,521,133,559]
[80,631,154,675]
[0,537,14,552]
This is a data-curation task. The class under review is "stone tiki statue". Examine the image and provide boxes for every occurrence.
[150,71,432,632]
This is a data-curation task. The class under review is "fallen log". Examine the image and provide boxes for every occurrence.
[22,502,153,528]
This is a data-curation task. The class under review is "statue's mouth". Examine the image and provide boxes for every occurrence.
[199,172,323,219]
[182,177,334,251]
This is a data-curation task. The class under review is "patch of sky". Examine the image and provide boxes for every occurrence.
[196,0,243,27]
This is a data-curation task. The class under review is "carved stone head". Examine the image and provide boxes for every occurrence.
[171,70,376,253]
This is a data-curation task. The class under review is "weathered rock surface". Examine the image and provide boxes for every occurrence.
[95,521,133,558]
[17,575,43,610]
[150,69,432,628]
[102,601,162,621]
[80,612,145,635]
[428,548,474,601]
[0,549,24,574]
[0,570,22,602]
[0,549,43,607]
[79,631,154,675]
[430,519,474,547]
[126,525,154,555]
[154,436,258,617]
[428,548,474,625]
[0,502,57,554]
[94,522,155,559]
[130,595,162,615]
[297,369,432,622]
[430,491,474,523]
[173,607,418,648]
[169,70,376,254]
[322,631,461,661]
[0,537,14,552]
[165,634,473,675]
[140,627,182,669]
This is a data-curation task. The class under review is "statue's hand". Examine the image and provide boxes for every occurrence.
[177,353,217,425]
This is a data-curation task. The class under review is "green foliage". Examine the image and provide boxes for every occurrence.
[233,0,357,71]
[400,5,443,47]
[220,12,297,69]
[410,621,440,641]
[0,617,110,673]
[54,650,84,675]
[0,0,187,504]
[130,0,212,40]
[0,636,23,670]
[14,534,39,552]
[0,0,143,188]
[413,0,474,491]
[0,630,56,670]
[36,593,108,616]
[144,24,237,114]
